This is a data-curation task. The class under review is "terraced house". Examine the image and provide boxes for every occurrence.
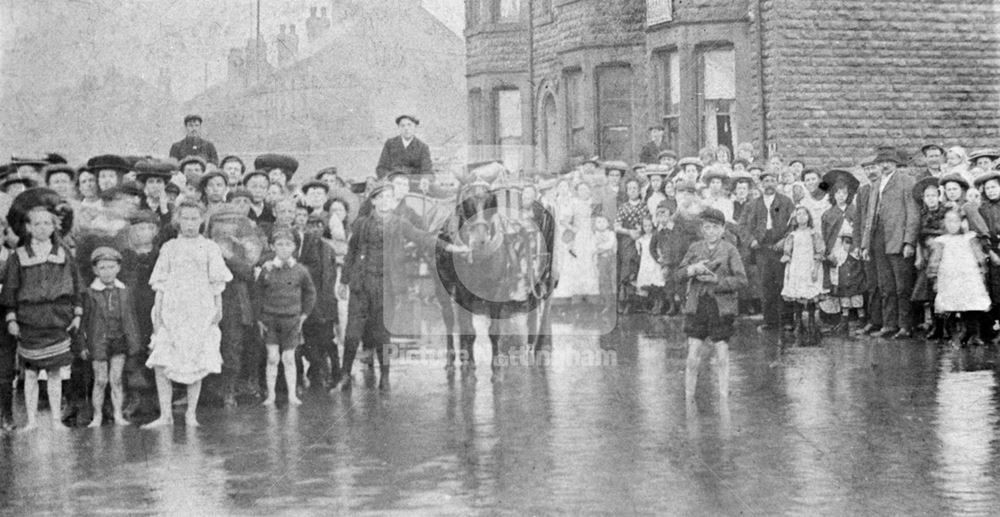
[465,0,1000,171]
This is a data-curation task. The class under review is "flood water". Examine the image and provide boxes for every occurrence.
[2,313,1000,516]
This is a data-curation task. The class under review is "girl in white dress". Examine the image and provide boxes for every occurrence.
[781,206,826,342]
[554,181,599,301]
[635,216,665,309]
[928,208,991,347]
[143,201,232,428]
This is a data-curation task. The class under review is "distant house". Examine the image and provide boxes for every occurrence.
[185,0,467,181]
[466,0,1000,171]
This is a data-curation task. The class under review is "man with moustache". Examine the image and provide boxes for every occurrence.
[852,155,885,335]
[742,169,796,331]
[854,147,919,338]
[916,144,946,180]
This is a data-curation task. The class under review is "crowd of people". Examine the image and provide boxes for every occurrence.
[547,128,1000,355]
[0,113,473,432]
[1,111,998,432]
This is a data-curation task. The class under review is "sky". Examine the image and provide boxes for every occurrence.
[423,0,465,35]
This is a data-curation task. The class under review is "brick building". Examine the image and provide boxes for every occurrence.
[465,0,1000,172]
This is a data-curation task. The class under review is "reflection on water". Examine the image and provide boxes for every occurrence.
[935,352,998,517]
[1,317,999,515]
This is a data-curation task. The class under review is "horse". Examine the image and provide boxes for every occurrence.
[433,180,556,375]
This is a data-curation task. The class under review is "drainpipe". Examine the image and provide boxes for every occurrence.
[755,0,768,157]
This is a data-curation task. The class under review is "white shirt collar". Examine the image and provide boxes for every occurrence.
[271,256,297,269]
[90,278,126,291]
[880,171,894,190]
[401,136,414,147]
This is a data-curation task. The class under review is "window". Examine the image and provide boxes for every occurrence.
[646,0,673,26]
[699,46,736,152]
[469,89,484,148]
[495,0,520,22]
[596,65,633,161]
[495,88,522,170]
[654,50,680,152]
[564,69,585,154]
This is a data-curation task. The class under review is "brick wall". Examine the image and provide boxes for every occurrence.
[760,0,1000,167]
[465,27,529,77]
[672,0,747,22]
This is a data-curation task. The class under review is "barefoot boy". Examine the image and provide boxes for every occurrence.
[677,208,747,403]
[82,247,141,426]
[255,227,316,407]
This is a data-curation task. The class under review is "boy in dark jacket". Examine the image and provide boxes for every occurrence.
[256,227,317,407]
[334,181,467,391]
[210,207,260,408]
[649,200,681,315]
[82,247,141,426]
[677,208,747,404]
[118,210,160,420]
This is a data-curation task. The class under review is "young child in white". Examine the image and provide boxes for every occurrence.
[144,201,232,428]
[635,216,665,310]
[928,208,991,347]
[781,206,826,342]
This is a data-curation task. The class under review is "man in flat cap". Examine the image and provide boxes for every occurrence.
[742,168,796,332]
[639,125,671,165]
[918,144,946,180]
[169,114,219,166]
[376,115,433,179]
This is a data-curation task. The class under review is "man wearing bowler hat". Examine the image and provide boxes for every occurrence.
[639,125,671,165]
[169,114,219,166]
[376,115,433,179]
[854,146,919,339]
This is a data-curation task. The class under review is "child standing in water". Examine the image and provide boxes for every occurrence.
[635,216,666,313]
[143,201,232,428]
[256,228,316,407]
[781,206,826,343]
[677,208,747,404]
[928,208,991,347]
[82,247,141,427]
[1,206,82,430]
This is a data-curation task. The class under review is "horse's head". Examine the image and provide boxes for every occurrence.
[449,190,504,261]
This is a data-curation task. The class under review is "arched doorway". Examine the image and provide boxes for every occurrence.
[540,92,559,171]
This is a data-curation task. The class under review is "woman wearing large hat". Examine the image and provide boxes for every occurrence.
[907,175,946,338]
[939,173,988,236]
[974,169,1000,342]
[819,169,865,331]
[701,165,734,222]
[677,157,703,185]
[134,159,176,222]
[253,154,299,187]
[969,149,1000,171]
[83,154,130,194]
[641,164,670,216]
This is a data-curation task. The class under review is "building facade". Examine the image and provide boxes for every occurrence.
[185,0,467,181]
[465,0,1000,171]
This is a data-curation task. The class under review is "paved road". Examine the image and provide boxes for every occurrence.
[2,311,999,516]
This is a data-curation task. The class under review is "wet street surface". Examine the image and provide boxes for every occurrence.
[3,312,1000,516]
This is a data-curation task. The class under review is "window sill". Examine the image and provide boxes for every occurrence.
[465,21,527,37]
